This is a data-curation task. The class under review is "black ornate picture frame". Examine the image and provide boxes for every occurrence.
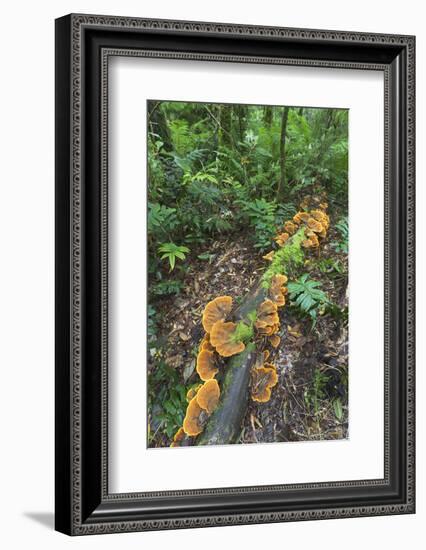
[55,14,415,535]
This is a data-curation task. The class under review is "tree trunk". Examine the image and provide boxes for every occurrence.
[263,105,273,126]
[278,106,290,199]
[218,104,233,149]
[234,104,247,143]
[325,108,334,129]
[147,101,173,151]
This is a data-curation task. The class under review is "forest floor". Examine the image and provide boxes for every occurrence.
[149,216,348,447]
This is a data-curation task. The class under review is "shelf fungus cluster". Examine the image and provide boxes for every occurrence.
[172,295,248,445]
[245,273,288,406]
[248,279,287,403]
[170,196,331,445]
[255,298,281,345]
[249,316,281,404]
[196,296,246,380]
[293,204,330,250]
[201,295,233,333]
[251,362,279,403]
[180,379,221,438]
[201,296,247,357]
[198,296,246,368]
[269,274,288,308]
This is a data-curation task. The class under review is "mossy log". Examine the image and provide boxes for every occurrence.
[196,229,305,446]
[196,289,266,446]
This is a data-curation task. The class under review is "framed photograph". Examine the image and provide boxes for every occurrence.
[55,14,415,535]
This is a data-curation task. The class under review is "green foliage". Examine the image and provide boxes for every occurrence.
[285,109,348,201]
[158,243,190,271]
[288,273,328,325]
[246,309,258,324]
[197,252,216,262]
[261,228,305,288]
[148,101,348,253]
[167,148,207,174]
[148,203,178,239]
[169,119,194,155]
[325,302,349,323]
[182,180,233,239]
[333,397,343,421]
[152,279,183,296]
[333,217,349,254]
[275,202,297,225]
[235,198,277,251]
[148,305,157,343]
[146,100,349,447]
[316,257,346,275]
[182,167,218,185]
[232,320,255,344]
[148,361,187,440]
[304,368,329,416]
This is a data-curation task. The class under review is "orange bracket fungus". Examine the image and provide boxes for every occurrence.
[251,363,279,403]
[311,209,330,228]
[269,334,281,348]
[307,217,324,233]
[275,232,290,247]
[196,349,218,381]
[170,427,186,447]
[293,211,311,225]
[291,206,330,250]
[186,384,202,402]
[202,296,233,333]
[269,273,288,307]
[183,397,206,436]
[302,232,320,249]
[199,334,215,353]
[257,324,279,336]
[262,251,275,262]
[284,220,298,235]
[255,299,279,330]
[196,379,220,414]
[210,320,245,357]
[299,196,310,211]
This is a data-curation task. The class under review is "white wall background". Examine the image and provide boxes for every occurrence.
[0,0,423,548]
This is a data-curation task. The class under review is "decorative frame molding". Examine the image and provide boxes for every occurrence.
[55,14,415,535]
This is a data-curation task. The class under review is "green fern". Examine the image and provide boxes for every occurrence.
[158,243,190,271]
[288,273,328,325]
[152,280,183,296]
[333,217,349,254]
[234,198,277,251]
[148,203,178,238]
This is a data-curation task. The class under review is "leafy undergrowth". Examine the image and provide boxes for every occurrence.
[148,232,265,446]
[148,214,348,447]
[147,100,349,447]
[241,217,348,444]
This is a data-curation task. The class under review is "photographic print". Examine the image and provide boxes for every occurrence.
[56,16,415,533]
[147,100,349,449]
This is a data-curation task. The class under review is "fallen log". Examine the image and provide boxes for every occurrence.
[172,201,331,448]
[196,229,306,445]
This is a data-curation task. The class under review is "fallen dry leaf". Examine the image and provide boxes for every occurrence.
[287,324,303,338]
[182,359,195,382]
